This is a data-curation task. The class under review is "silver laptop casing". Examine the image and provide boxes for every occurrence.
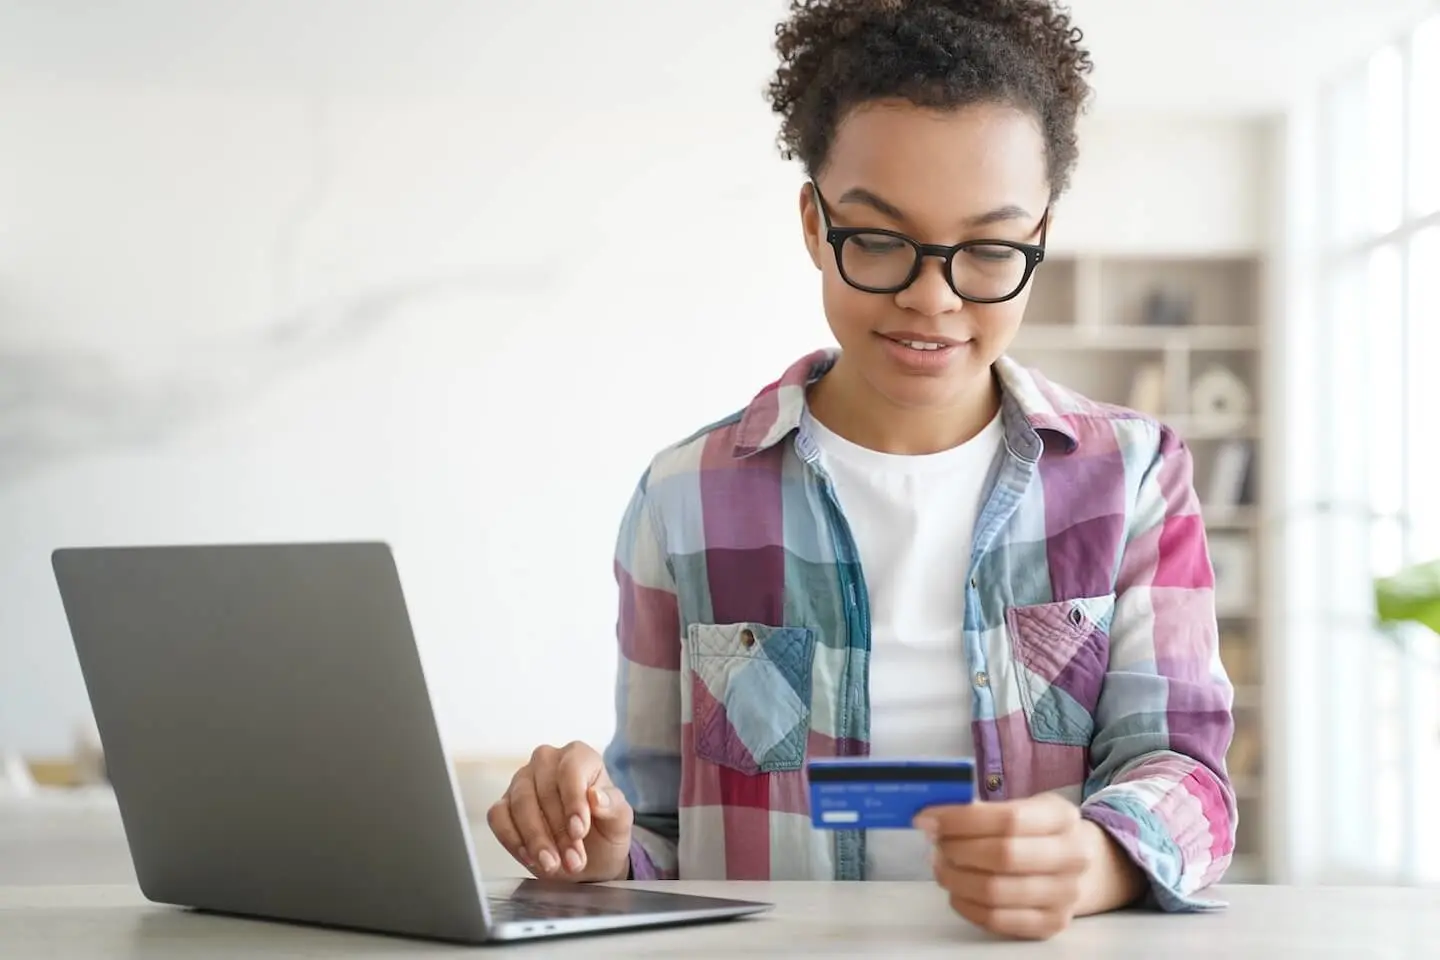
[52,542,770,943]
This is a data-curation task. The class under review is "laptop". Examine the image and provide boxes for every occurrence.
[51,541,771,944]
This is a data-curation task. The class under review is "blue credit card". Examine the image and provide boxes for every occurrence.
[806,757,975,830]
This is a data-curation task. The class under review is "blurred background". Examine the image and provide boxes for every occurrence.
[1,0,1437,891]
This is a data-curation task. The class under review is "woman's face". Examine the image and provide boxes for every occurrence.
[801,99,1051,413]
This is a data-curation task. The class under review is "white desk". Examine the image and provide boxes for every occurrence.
[3,882,1438,957]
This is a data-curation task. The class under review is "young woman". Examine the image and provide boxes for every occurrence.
[487,0,1237,940]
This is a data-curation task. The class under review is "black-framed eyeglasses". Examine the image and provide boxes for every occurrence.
[811,181,1048,304]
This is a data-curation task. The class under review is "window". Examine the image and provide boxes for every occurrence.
[1305,13,1440,885]
[1368,47,1404,236]
[1410,18,1440,216]
[1410,227,1440,561]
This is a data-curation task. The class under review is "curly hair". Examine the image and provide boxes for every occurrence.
[764,0,1094,200]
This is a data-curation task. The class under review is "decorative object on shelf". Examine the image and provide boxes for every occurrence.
[1190,364,1252,435]
[1209,533,1254,617]
[1127,361,1166,416]
[1141,287,1193,326]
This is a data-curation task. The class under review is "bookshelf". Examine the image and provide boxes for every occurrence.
[1010,252,1271,884]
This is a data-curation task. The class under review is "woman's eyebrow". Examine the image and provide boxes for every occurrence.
[836,185,1033,229]
[836,186,910,221]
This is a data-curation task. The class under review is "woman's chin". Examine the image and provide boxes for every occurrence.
[860,346,991,407]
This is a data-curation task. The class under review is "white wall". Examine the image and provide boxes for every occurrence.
[0,2,1272,760]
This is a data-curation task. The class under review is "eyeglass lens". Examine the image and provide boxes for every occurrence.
[839,233,1029,299]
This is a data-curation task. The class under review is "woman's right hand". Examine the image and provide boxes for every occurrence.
[486,741,635,883]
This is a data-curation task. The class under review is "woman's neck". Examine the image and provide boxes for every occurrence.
[806,357,1002,456]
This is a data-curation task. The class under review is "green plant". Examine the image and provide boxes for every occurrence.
[1375,559,1440,636]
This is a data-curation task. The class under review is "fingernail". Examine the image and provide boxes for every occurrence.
[564,848,583,873]
[538,850,558,874]
[519,846,531,865]
[592,788,610,809]
[913,816,937,838]
[569,815,585,838]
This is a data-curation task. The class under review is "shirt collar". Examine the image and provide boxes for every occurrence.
[729,349,1081,461]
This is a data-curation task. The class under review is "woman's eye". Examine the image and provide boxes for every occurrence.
[966,244,1018,262]
[852,236,906,254]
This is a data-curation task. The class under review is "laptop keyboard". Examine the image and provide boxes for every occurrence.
[487,897,614,923]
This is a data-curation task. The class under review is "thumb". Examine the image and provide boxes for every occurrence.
[587,786,633,837]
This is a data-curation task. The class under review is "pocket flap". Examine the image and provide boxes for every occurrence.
[688,622,813,663]
[1007,594,1116,645]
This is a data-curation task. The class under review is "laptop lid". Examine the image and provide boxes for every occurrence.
[52,542,494,943]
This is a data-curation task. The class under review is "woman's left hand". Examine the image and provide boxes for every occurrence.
[914,792,1137,941]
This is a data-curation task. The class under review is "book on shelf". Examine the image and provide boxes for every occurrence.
[1207,439,1255,512]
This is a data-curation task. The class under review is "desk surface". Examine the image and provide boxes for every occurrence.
[3,882,1439,958]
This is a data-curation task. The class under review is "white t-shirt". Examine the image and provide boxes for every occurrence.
[803,406,1004,881]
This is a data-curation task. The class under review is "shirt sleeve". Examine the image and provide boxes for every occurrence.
[600,473,683,880]
[1079,423,1239,911]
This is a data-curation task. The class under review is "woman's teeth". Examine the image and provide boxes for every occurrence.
[899,339,947,351]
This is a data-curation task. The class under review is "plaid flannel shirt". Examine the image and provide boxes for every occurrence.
[603,349,1237,911]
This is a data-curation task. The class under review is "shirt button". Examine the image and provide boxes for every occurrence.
[740,628,756,648]
[986,774,1003,793]
[974,671,989,688]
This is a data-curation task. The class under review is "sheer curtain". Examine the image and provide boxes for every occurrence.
[1290,13,1440,885]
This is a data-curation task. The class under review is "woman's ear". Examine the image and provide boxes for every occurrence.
[798,181,823,269]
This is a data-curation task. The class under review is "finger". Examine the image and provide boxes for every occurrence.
[556,744,604,839]
[935,836,1089,875]
[531,751,582,871]
[587,785,634,841]
[485,799,536,873]
[506,775,563,876]
[916,795,1078,840]
[933,857,1080,910]
[947,894,1069,941]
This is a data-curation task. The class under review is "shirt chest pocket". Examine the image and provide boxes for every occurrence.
[686,622,818,775]
[1003,595,1115,747]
